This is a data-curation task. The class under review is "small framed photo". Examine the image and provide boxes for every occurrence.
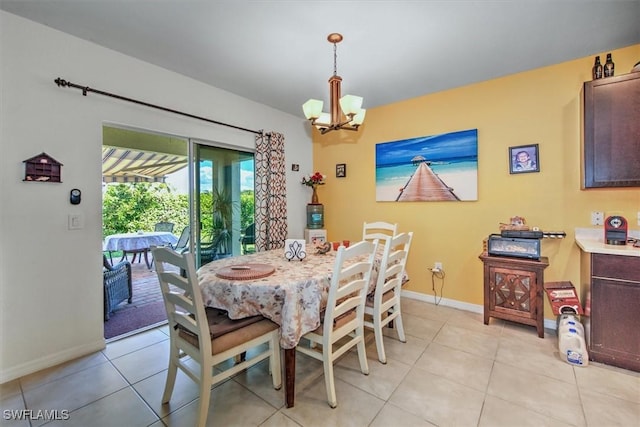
[509,144,540,174]
[336,163,346,178]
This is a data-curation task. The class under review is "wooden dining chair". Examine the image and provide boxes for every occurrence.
[297,239,378,408]
[151,247,282,427]
[364,232,413,364]
[362,221,398,244]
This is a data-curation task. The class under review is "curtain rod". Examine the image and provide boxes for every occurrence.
[54,77,262,136]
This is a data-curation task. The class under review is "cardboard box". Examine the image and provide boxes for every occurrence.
[543,281,584,315]
[304,228,326,245]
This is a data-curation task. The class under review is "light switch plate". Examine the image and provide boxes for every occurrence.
[68,213,84,230]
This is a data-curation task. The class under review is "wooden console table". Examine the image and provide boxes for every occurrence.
[479,254,549,338]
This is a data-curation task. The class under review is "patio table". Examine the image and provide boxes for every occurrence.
[104,231,178,269]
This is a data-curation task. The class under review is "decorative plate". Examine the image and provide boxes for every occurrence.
[215,263,275,280]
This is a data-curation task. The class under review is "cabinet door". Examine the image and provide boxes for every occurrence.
[592,253,640,282]
[583,73,640,188]
[590,277,640,370]
[489,266,536,319]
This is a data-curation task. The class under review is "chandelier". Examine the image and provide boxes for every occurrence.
[302,33,366,134]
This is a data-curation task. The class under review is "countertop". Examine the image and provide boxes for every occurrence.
[575,227,640,257]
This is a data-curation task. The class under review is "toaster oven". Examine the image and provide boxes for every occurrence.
[487,234,541,260]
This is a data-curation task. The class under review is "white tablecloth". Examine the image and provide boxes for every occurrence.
[103,231,178,252]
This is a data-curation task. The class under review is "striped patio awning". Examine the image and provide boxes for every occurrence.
[102,146,188,183]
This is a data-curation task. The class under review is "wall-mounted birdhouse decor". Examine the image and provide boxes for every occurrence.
[23,152,63,183]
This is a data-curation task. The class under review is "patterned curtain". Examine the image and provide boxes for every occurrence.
[254,131,287,250]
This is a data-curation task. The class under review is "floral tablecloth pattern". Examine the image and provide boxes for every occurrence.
[197,249,377,349]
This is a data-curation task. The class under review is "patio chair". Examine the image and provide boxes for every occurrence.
[200,230,231,265]
[154,221,175,233]
[151,224,191,270]
[103,250,114,266]
[240,223,255,254]
[151,247,281,427]
[172,225,190,254]
[103,255,132,320]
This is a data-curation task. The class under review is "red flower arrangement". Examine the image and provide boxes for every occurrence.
[301,172,326,187]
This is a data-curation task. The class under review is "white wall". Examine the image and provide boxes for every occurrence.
[0,11,312,383]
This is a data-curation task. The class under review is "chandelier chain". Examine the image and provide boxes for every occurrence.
[333,42,338,76]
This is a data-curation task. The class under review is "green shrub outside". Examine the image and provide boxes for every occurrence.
[102,183,254,240]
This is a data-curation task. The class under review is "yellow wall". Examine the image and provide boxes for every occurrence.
[312,44,640,319]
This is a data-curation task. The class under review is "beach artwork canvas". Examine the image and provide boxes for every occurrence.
[375,129,478,202]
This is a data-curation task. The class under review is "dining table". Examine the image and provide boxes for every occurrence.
[103,231,178,269]
[197,246,381,408]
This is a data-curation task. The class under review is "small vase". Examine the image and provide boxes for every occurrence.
[311,186,319,204]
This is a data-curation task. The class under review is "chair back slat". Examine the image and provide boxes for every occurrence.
[325,240,377,336]
[158,271,189,290]
[375,232,412,299]
[380,264,404,294]
[362,221,398,244]
[153,247,211,355]
[164,291,197,315]
[333,274,368,317]
[387,248,406,265]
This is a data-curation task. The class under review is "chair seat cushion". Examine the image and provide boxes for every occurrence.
[205,308,265,338]
[209,318,279,355]
[177,308,279,354]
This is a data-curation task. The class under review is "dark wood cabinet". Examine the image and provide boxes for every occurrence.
[583,72,640,188]
[588,253,640,372]
[480,255,549,338]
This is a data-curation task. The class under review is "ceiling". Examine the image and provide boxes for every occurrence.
[2,1,639,118]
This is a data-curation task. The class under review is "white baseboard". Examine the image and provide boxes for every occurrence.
[402,289,483,314]
[0,338,106,384]
[401,290,558,331]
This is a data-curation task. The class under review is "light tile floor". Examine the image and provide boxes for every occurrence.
[2,298,639,426]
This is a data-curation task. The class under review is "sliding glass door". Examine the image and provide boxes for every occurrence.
[101,127,255,270]
[193,142,254,268]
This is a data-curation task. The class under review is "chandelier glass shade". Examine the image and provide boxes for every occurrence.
[302,33,366,134]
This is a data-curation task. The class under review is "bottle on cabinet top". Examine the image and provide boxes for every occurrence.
[592,56,603,79]
[604,53,615,77]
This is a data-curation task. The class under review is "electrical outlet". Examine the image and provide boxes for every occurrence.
[434,262,443,271]
[591,211,604,226]
[637,211,640,226]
